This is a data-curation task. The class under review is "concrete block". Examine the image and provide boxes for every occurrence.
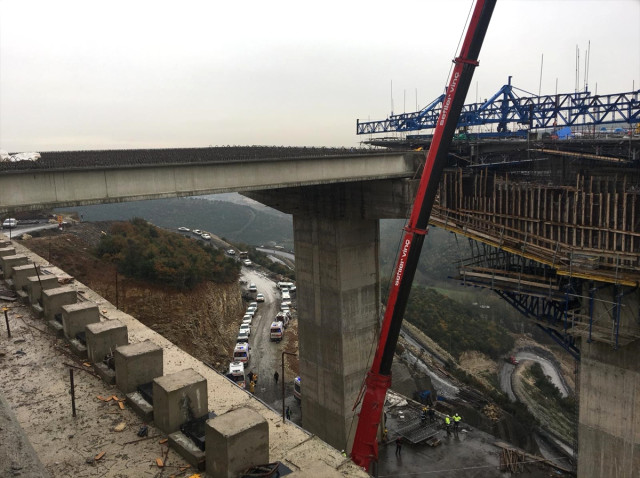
[168,431,205,470]
[152,368,207,434]
[0,246,16,258]
[0,240,11,248]
[86,319,128,365]
[61,302,99,340]
[11,264,39,292]
[42,286,76,322]
[26,275,59,306]
[1,254,29,279]
[94,362,116,385]
[125,391,154,422]
[114,340,163,394]
[205,408,269,478]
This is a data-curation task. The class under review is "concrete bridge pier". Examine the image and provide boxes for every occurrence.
[578,340,640,477]
[247,179,416,451]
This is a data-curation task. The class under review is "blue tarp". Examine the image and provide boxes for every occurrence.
[556,127,572,139]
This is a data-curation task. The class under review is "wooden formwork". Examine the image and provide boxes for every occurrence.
[433,168,640,286]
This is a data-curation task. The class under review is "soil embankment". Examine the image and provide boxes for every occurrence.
[21,222,243,369]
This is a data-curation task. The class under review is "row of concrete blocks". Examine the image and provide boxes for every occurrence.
[1,240,270,478]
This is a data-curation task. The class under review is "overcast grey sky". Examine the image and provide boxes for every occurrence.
[1,0,638,152]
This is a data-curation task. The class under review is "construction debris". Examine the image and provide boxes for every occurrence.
[493,441,573,475]
[482,403,502,421]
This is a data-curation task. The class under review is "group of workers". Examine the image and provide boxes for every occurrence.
[247,371,259,394]
[444,412,462,436]
[392,407,463,458]
[419,406,462,435]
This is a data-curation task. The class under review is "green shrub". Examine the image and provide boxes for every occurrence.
[95,218,240,289]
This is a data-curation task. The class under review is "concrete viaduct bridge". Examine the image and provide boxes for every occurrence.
[1,142,639,477]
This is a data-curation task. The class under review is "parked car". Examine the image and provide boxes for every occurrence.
[178,226,190,232]
[193,229,202,235]
[237,330,249,344]
[239,324,251,336]
[249,301,258,309]
[243,259,252,266]
[246,305,257,315]
[248,283,257,292]
[227,249,236,255]
[242,316,252,327]
[256,293,265,302]
[228,360,246,387]
[2,218,17,229]
[201,233,211,240]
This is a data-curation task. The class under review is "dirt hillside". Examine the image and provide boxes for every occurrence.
[20,222,243,370]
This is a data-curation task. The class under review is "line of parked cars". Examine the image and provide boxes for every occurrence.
[178,226,211,240]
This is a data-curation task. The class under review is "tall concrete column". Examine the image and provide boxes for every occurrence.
[578,338,640,477]
[294,214,379,451]
[246,179,416,451]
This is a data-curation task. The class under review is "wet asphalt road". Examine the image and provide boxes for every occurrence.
[239,266,302,425]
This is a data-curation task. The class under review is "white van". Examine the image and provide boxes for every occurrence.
[233,343,250,365]
[228,361,246,388]
[281,289,291,300]
[270,321,284,342]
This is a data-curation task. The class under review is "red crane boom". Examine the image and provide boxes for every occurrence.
[350,0,497,470]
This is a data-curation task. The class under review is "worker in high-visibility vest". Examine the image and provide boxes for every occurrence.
[453,413,461,434]
[249,380,255,394]
[444,415,451,436]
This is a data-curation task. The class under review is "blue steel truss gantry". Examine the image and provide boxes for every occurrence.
[357,78,640,135]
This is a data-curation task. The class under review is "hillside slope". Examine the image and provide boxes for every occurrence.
[21,222,243,369]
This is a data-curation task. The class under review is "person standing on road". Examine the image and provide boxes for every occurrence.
[427,406,435,423]
[285,406,291,420]
[395,436,403,456]
[274,371,279,385]
[453,413,461,434]
[445,415,452,436]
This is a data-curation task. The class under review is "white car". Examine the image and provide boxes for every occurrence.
[2,218,17,229]
[178,226,190,232]
[201,233,211,240]
[193,229,202,235]
[242,315,252,326]
[243,259,252,267]
[245,308,256,318]
[256,293,265,302]
[237,331,249,344]
[281,304,290,313]
[239,324,251,336]
[227,249,236,255]
[249,301,258,309]
[248,283,257,293]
